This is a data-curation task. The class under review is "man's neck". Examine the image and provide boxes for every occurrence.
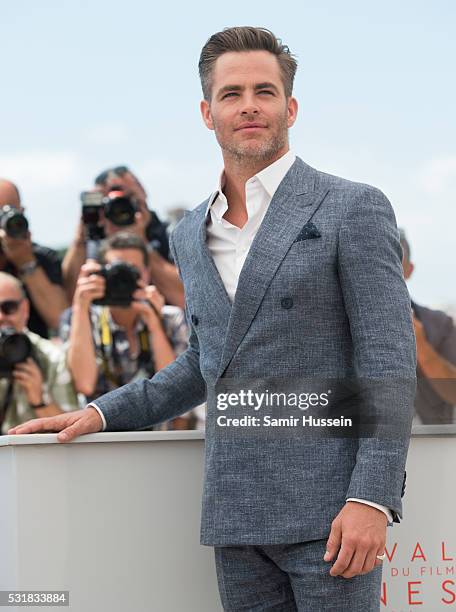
[220,145,289,228]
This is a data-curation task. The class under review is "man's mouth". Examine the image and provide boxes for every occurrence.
[235,123,267,131]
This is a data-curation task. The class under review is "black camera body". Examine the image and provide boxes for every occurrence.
[0,327,32,378]
[93,261,140,307]
[0,205,29,239]
[80,188,138,242]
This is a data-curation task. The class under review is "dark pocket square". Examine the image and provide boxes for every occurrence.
[294,222,322,242]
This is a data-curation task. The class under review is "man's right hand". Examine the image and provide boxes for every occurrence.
[7,407,103,442]
[73,261,105,309]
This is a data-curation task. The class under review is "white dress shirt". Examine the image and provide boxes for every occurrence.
[91,149,393,523]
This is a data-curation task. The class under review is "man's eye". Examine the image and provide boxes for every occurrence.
[222,92,238,99]
[258,90,273,95]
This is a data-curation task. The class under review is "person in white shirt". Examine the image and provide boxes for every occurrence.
[9,26,415,612]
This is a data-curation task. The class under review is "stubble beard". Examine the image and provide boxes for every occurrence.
[214,114,289,166]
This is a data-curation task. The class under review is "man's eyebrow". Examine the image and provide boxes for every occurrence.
[217,85,243,96]
[254,82,280,92]
[216,82,280,97]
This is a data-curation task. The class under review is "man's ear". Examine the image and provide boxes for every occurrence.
[287,97,298,128]
[200,99,214,131]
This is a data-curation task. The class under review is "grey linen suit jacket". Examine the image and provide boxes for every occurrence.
[94,157,416,546]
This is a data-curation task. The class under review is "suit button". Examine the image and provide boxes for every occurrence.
[191,314,199,326]
[281,297,293,309]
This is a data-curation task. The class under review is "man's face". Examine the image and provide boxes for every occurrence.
[98,171,147,209]
[0,281,29,332]
[104,248,149,286]
[200,50,298,163]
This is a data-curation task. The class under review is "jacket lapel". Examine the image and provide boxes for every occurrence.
[217,158,329,377]
[182,200,231,330]
[193,204,232,322]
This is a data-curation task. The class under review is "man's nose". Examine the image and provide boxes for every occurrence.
[241,105,259,116]
[240,94,260,116]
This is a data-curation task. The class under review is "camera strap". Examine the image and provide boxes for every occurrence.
[0,379,14,433]
[99,308,152,386]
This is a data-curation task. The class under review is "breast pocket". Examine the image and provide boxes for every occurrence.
[285,236,329,263]
[273,237,337,293]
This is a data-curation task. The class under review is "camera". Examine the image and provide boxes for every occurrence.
[0,327,32,377]
[103,188,138,227]
[0,205,29,239]
[81,191,105,241]
[80,188,138,241]
[93,261,140,307]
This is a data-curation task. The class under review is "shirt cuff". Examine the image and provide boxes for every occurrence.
[87,402,107,431]
[346,498,394,524]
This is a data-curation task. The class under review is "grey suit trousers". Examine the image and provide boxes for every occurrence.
[214,540,382,611]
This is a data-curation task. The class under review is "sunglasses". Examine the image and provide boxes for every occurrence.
[0,299,23,315]
[95,166,130,186]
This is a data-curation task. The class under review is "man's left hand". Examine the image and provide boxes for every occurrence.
[324,501,387,578]
[0,229,35,269]
[131,283,165,332]
[13,358,44,406]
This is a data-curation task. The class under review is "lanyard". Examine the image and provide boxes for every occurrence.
[99,308,152,386]
[0,379,14,434]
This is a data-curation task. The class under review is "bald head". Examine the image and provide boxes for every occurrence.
[0,180,21,209]
[0,272,26,299]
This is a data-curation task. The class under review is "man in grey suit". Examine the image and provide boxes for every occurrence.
[10,26,416,611]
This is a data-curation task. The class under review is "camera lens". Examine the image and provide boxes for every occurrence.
[103,194,137,227]
[0,328,32,366]
[0,208,29,239]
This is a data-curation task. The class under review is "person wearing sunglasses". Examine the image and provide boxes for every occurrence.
[0,272,79,434]
[61,166,184,308]
[8,27,416,611]
[0,179,69,338]
[400,229,456,423]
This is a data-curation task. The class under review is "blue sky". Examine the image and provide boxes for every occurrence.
[1,0,455,307]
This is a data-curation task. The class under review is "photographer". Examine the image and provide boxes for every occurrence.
[0,179,69,337]
[59,233,190,426]
[400,229,456,423]
[62,166,184,308]
[0,272,79,434]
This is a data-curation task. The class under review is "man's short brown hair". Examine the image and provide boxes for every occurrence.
[198,26,297,101]
[98,232,149,268]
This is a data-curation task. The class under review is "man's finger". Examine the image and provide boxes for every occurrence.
[362,547,380,575]
[329,540,355,576]
[57,421,90,442]
[8,415,69,435]
[58,408,104,441]
[12,372,29,383]
[14,363,34,374]
[324,520,342,562]
[340,546,368,579]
